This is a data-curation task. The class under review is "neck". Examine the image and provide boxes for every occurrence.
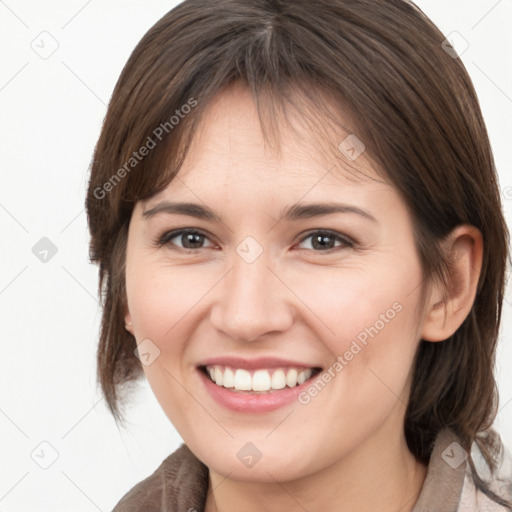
[204,423,427,512]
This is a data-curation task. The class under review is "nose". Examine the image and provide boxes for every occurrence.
[209,248,295,342]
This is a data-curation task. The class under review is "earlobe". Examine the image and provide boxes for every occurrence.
[124,310,134,335]
[420,225,483,343]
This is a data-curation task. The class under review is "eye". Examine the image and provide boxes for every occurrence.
[156,229,215,250]
[295,230,354,252]
[155,228,354,253]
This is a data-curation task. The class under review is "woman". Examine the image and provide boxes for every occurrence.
[85,0,512,510]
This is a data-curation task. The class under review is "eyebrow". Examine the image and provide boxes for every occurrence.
[142,201,377,223]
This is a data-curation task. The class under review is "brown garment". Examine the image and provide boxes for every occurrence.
[112,428,512,512]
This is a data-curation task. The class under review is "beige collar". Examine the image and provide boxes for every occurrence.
[411,428,467,511]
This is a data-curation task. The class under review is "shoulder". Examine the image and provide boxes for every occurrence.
[112,443,209,512]
[412,429,512,512]
[459,475,511,511]
[459,437,512,511]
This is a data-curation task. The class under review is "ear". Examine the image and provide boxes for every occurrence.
[420,225,483,342]
[124,308,134,336]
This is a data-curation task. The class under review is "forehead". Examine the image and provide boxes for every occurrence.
[146,83,389,205]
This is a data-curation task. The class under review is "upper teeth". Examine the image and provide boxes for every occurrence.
[206,365,314,392]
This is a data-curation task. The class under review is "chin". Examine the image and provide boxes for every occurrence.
[191,437,319,482]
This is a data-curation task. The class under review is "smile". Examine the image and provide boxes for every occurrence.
[197,362,323,413]
[201,365,322,393]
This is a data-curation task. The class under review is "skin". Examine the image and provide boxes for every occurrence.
[124,82,483,512]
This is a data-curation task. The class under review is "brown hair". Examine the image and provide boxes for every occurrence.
[86,0,511,505]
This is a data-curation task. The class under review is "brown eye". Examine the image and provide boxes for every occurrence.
[157,229,214,250]
[297,231,353,252]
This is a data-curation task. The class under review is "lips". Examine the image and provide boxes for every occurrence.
[196,355,322,371]
[196,356,323,413]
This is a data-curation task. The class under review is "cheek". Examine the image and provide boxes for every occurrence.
[124,260,213,417]
[126,259,211,341]
[294,259,422,414]
[287,259,418,354]
[124,267,196,434]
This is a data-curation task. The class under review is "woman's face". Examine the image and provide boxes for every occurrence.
[124,83,427,482]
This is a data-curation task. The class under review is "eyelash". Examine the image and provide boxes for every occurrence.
[154,228,355,253]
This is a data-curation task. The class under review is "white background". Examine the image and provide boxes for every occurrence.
[0,1,511,510]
